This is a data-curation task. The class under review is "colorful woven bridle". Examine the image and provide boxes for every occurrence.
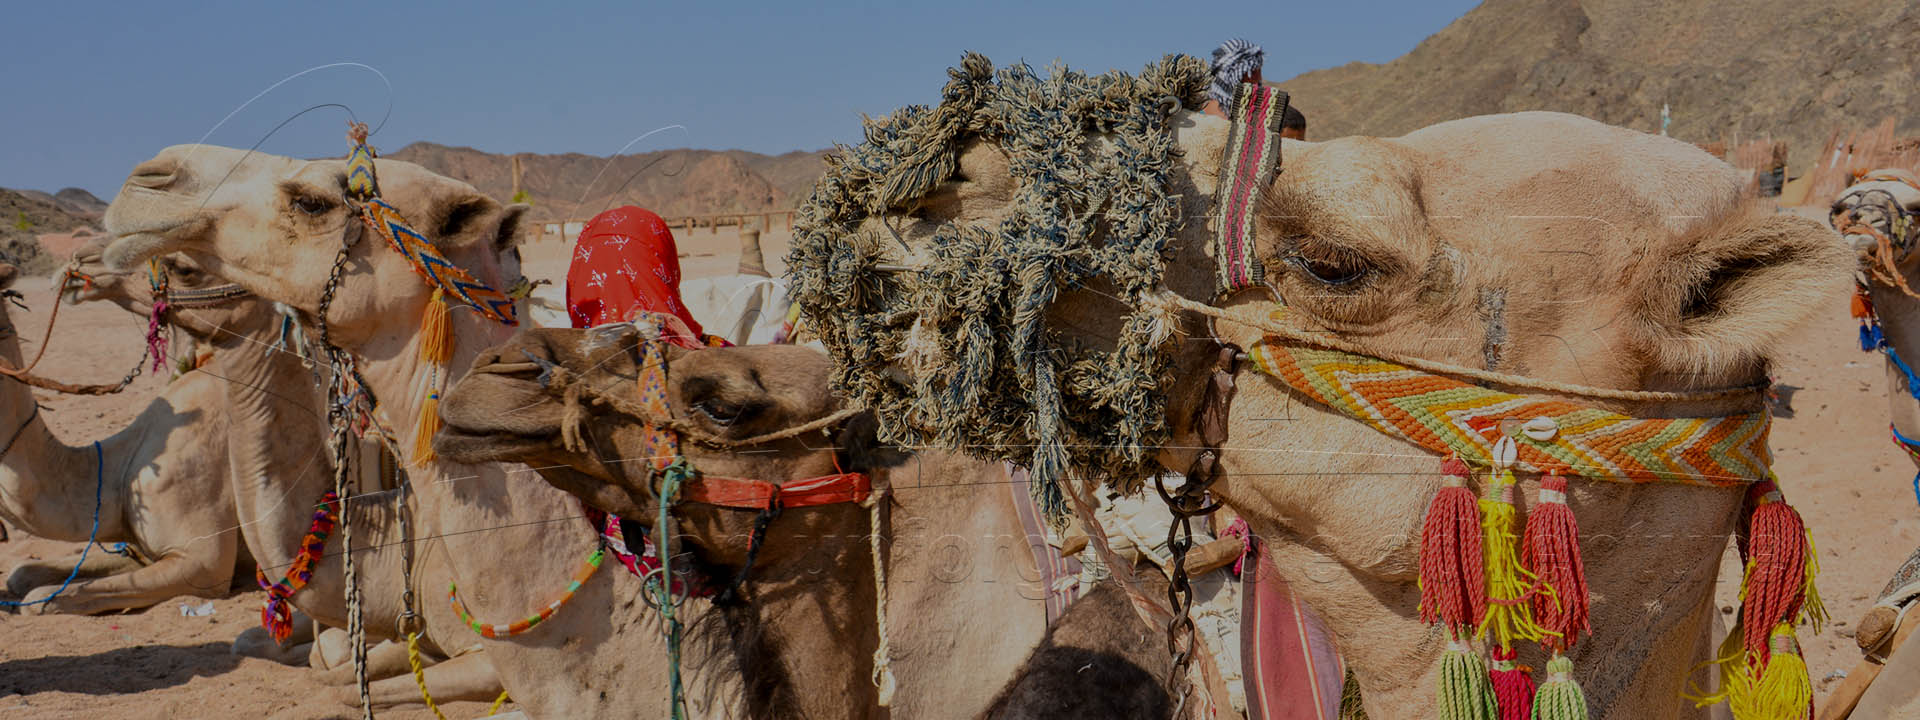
[1210,83,1821,720]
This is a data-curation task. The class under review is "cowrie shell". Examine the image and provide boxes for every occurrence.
[1522,417,1558,442]
[1492,436,1518,469]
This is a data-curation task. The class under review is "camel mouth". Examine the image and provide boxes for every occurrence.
[431,423,557,464]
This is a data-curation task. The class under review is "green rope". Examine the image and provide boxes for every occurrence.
[652,458,692,720]
[788,52,1209,518]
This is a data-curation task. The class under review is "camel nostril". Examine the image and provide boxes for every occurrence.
[127,159,181,190]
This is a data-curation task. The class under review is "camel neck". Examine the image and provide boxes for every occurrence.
[210,326,329,568]
[0,299,127,541]
[732,518,882,719]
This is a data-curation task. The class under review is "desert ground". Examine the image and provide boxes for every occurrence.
[0,218,1912,718]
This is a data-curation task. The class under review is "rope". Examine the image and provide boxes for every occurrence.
[1846,215,1920,301]
[866,488,896,706]
[448,548,605,637]
[539,361,862,449]
[653,461,690,720]
[406,632,451,720]
[0,442,102,608]
[1152,293,1767,403]
[0,286,150,395]
[1893,424,1920,507]
[486,691,510,716]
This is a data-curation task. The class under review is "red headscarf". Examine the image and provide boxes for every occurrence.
[565,206,707,344]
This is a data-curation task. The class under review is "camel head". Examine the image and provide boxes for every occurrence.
[101,145,528,348]
[64,236,283,344]
[1829,168,1920,268]
[434,325,907,575]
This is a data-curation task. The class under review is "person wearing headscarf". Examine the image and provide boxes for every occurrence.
[565,205,713,347]
[1207,38,1265,117]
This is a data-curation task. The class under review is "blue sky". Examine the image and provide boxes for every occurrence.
[2,1,1477,198]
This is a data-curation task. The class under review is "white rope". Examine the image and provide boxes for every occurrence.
[866,492,896,707]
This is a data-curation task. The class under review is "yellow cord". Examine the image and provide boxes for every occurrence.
[408,631,513,719]
[408,631,451,720]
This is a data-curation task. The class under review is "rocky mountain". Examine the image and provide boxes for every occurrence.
[1,186,104,274]
[1270,0,1920,174]
[385,143,830,220]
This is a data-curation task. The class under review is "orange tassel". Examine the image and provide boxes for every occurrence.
[412,390,442,466]
[1738,479,1825,666]
[1851,287,1874,320]
[1523,471,1588,651]
[1421,456,1487,630]
[419,288,453,367]
[1489,645,1534,720]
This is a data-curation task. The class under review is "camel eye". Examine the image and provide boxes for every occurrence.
[1290,256,1368,286]
[692,399,745,426]
[292,194,334,217]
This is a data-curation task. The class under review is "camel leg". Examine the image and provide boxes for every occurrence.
[17,551,229,615]
[336,652,504,708]
[234,611,321,666]
[5,550,142,596]
[316,638,423,685]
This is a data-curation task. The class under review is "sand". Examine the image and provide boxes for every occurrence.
[0,224,1912,717]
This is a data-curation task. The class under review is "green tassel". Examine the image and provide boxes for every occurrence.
[1439,635,1499,720]
[1532,655,1589,720]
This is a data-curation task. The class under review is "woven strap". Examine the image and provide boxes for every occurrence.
[344,125,518,326]
[1212,82,1290,294]
[681,472,872,510]
[1246,341,1772,486]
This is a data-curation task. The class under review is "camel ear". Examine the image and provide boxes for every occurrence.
[836,412,912,473]
[493,203,530,253]
[1632,210,1848,379]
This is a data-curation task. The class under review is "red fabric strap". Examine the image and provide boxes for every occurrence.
[681,472,871,510]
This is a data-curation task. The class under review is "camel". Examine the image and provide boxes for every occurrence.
[62,239,525,707]
[797,103,1849,718]
[1816,170,1920,718]
[431,323,1191,719]
[0,262,245,615]
[101,145,769,717]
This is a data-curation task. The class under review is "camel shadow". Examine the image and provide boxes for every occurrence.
[0,642,239,696]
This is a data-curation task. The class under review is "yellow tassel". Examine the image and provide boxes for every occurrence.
[1683,619,1747,708]
[1727,624,1811,720]
[1800,531,1828,634]
[420,288,454,367]
[413,392,441,466]
[1477,468,1548,647]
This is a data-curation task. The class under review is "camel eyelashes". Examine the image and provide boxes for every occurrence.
[692,399,750,426]
[281,185,337,217]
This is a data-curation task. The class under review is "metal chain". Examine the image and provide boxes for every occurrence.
[1155,344,1241,717]
[316,222,376,720]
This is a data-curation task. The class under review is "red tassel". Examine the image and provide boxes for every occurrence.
[1740,480,1809,666]
[1523,471,1589,651]
[1489,645,1535,720]
[1421,456,1487,629]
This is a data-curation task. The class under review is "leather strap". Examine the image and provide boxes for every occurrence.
[681,472,872,511]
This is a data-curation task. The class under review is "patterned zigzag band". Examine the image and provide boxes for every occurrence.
[1247,342,1771,486]
[360,200,518,326]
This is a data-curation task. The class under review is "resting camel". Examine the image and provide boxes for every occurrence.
[101,145,795,717]
[1818,169,1920,718]
[62,241,529,708]
[0,263,245,615]
[803,104,1849,718]
[431,323,1188,719]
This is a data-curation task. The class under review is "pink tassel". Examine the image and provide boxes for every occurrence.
[145,300,169,371]
[1489,645,1535,720]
